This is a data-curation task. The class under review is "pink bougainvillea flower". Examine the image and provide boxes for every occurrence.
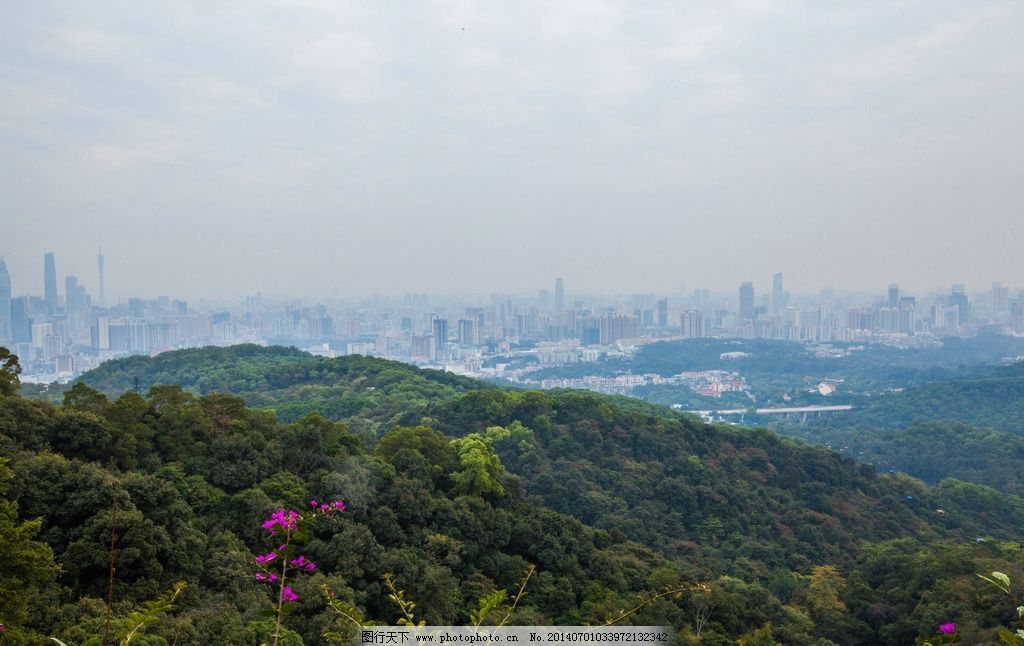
[262,509,300,535]
[939,623,956,634]
[281,586,299,603]
[254,552,276,564]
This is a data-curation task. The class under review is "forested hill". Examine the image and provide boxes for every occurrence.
[771,361,1024,496]
[3,345,1024,644]
[74,344,491,427]
[430,389,1024,566]
[823,360,1024,434]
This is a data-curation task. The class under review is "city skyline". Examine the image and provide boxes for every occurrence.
[3,2,1023,298]
[1,248,1021,304]
[4,245,1022,385]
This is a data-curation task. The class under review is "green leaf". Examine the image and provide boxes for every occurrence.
[996,629,1020,646]
[978,572,1012,595]
[469,589,507,626]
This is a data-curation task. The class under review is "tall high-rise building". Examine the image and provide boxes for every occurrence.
[772,273,784,313]
[898,296,916,335]
[888,283,900,308]
[657,298,668,328]
[680,310,705,338]
[65,276,89,314]
[739,282,755,320]
[949,285,970,325]
[44,252,57,314]
[992,282,1009,316]
[598,314,639,344]
[10,296,31,343]
[91,316,110,350]
[0,258,11,341]
[97,246,105,308]
[554,278,565,317]
[457,318,478,345]
[432,318,448,355]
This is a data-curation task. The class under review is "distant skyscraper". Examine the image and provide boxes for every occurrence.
[772,273,784,312]
[888,283,899,309]
[10,296,30,343]
[457,318,478,345]
[992,282,1009,316]
[739,282,755,320]
[554,278,565,316]
[598,314,639,344]
[97,246,105,308]
[680,310,705,338]
[65,276,89,314]
[43,252,57,314]
[538,289,550,312]
[432,318,448,356]
[657,298,668,328]
[898,296,916,335]
[0,258,11,341]
[949,285,970,325]
[65,276,77,313]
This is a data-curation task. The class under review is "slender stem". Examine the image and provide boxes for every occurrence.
[497,564,536,627]
[272,527,291,646]
[600,584,707,626]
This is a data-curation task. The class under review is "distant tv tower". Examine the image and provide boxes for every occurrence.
[97,246,105,307]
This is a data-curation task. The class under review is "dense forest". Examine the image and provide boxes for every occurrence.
[798,361,1024,434]
[766,362,1024,497]
[2,345,1024,645]
[527,336,1024,500]
[65,344,491,430]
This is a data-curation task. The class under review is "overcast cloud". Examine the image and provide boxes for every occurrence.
[1,1,1021,301]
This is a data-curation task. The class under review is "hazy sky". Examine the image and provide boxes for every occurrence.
[2,1,1022,301]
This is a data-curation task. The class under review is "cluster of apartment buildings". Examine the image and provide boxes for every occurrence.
[1,255,1022,383]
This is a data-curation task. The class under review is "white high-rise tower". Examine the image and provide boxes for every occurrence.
[97,246,105,308]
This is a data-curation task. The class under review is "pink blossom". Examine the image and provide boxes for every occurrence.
[281,586,299,603]
[254,552,276,564]
[939,623,956,635]
[262,509,299,535]
[333,500,346,510]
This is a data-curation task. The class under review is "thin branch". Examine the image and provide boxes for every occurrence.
[601,584,709,627]
[497,564,536,627]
